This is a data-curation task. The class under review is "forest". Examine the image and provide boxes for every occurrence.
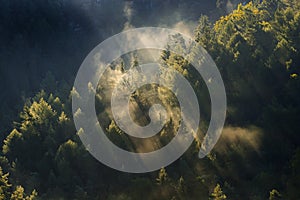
[0,0,300,199]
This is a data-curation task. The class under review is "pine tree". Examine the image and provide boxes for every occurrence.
[156,168,168,185]
[0,167,11,199]
[269,189,281,200]
[0,167,37,199]
[210,184,227,200]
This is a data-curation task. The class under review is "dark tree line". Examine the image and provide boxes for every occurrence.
[0,0,299,199]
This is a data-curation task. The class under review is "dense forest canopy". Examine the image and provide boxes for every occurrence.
[0,0,300,199]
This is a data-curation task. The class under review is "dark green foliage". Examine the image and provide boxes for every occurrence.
[0,167,37,200]
[0,0,299,199]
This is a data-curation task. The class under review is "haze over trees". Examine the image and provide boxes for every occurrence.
[0,0,300,199]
